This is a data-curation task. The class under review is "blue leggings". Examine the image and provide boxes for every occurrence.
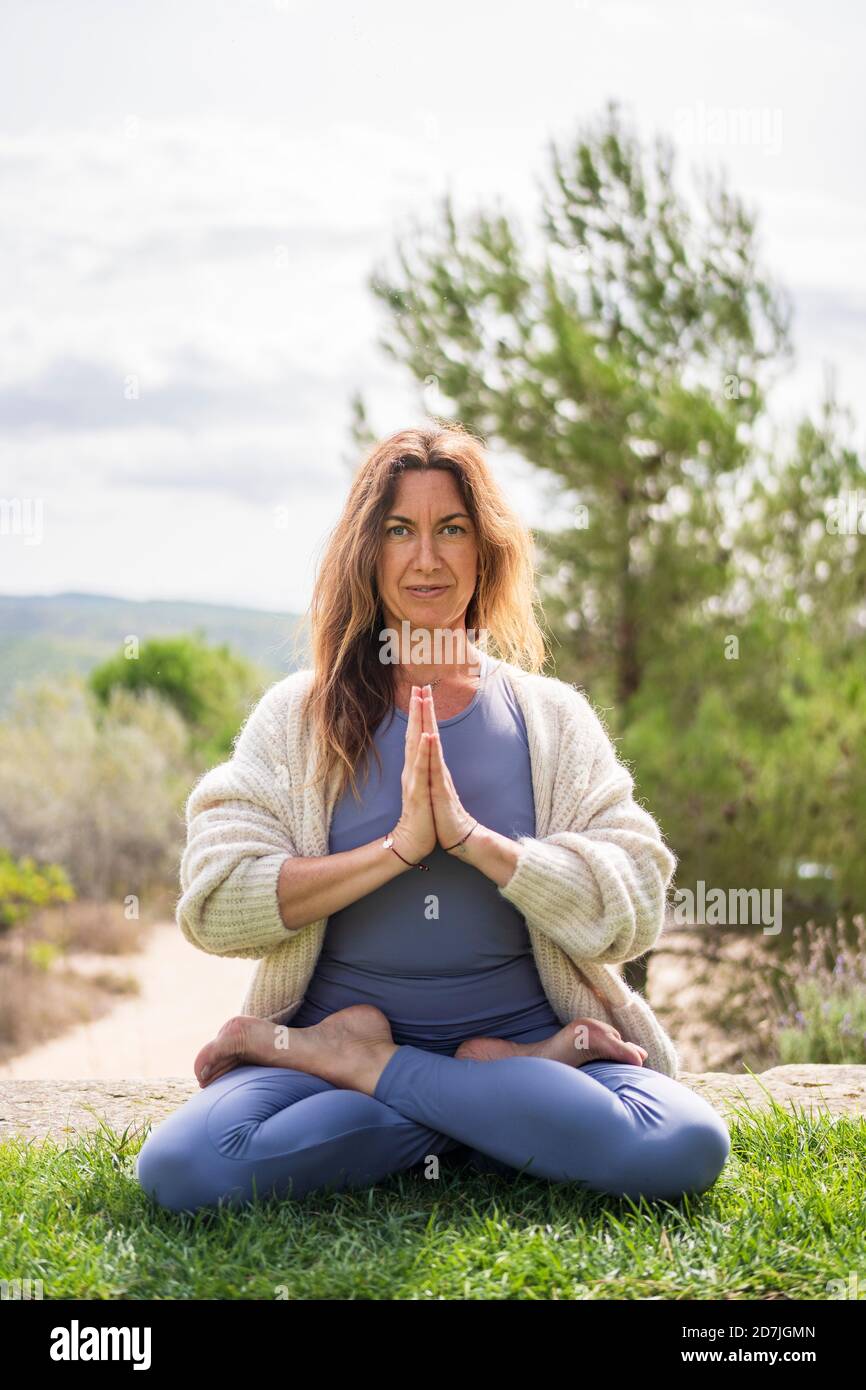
[135,1022,731,1213]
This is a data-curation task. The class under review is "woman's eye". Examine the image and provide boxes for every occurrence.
[385,523,466,537]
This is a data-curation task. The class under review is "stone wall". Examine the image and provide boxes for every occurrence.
[1,1066,865,1146]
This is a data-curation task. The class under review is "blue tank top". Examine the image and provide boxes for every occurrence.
[290,651,560,1052]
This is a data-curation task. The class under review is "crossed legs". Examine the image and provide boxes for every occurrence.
[135,1006,731,1214]
[134,1060,467,1213]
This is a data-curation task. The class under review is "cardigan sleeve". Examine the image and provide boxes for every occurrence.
[497,690,677,965]
[176,681,302,959]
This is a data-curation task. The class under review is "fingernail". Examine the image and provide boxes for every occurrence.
[200,1064,211,1081]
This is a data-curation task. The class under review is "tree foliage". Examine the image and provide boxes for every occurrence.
[362,97,865,971]
[89,632,266,763]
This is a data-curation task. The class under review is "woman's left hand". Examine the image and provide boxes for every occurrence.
[421,688,478,852]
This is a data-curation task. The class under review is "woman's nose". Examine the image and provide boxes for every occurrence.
[413,532,440,566]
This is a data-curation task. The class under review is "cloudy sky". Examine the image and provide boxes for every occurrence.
[1,0,863,614]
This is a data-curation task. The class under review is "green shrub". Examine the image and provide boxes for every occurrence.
[772,915,866,1064]
[88,633,267,763]
[0,677,193,900]
[0,850,75,932]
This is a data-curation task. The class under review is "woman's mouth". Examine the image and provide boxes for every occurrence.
[406,585,449,597]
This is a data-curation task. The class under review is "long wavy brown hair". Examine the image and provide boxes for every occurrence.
[296,423,550,804]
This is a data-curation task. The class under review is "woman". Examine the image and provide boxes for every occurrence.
[135,425,731,1214]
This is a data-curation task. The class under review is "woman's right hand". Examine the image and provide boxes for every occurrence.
[390,686,437,866]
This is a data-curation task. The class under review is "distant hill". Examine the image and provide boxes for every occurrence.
[0,592,308,708]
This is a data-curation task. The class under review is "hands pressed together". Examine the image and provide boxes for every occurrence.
[389,683,486,870]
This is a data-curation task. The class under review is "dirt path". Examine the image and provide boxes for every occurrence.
[0,922,254,1080]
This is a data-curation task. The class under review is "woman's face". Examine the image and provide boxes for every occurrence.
[375,468,478,636]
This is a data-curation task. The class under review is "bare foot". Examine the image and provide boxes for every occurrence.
[193,1004,398,1096]
[454,1017,649,1068]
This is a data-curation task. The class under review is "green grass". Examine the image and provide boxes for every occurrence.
[1,1098,863,1300]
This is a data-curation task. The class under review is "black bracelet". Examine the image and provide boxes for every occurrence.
[382,833,429,870]
[443,820,478,852]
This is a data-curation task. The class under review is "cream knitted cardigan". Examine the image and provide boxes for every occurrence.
[176,661,682,1078]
